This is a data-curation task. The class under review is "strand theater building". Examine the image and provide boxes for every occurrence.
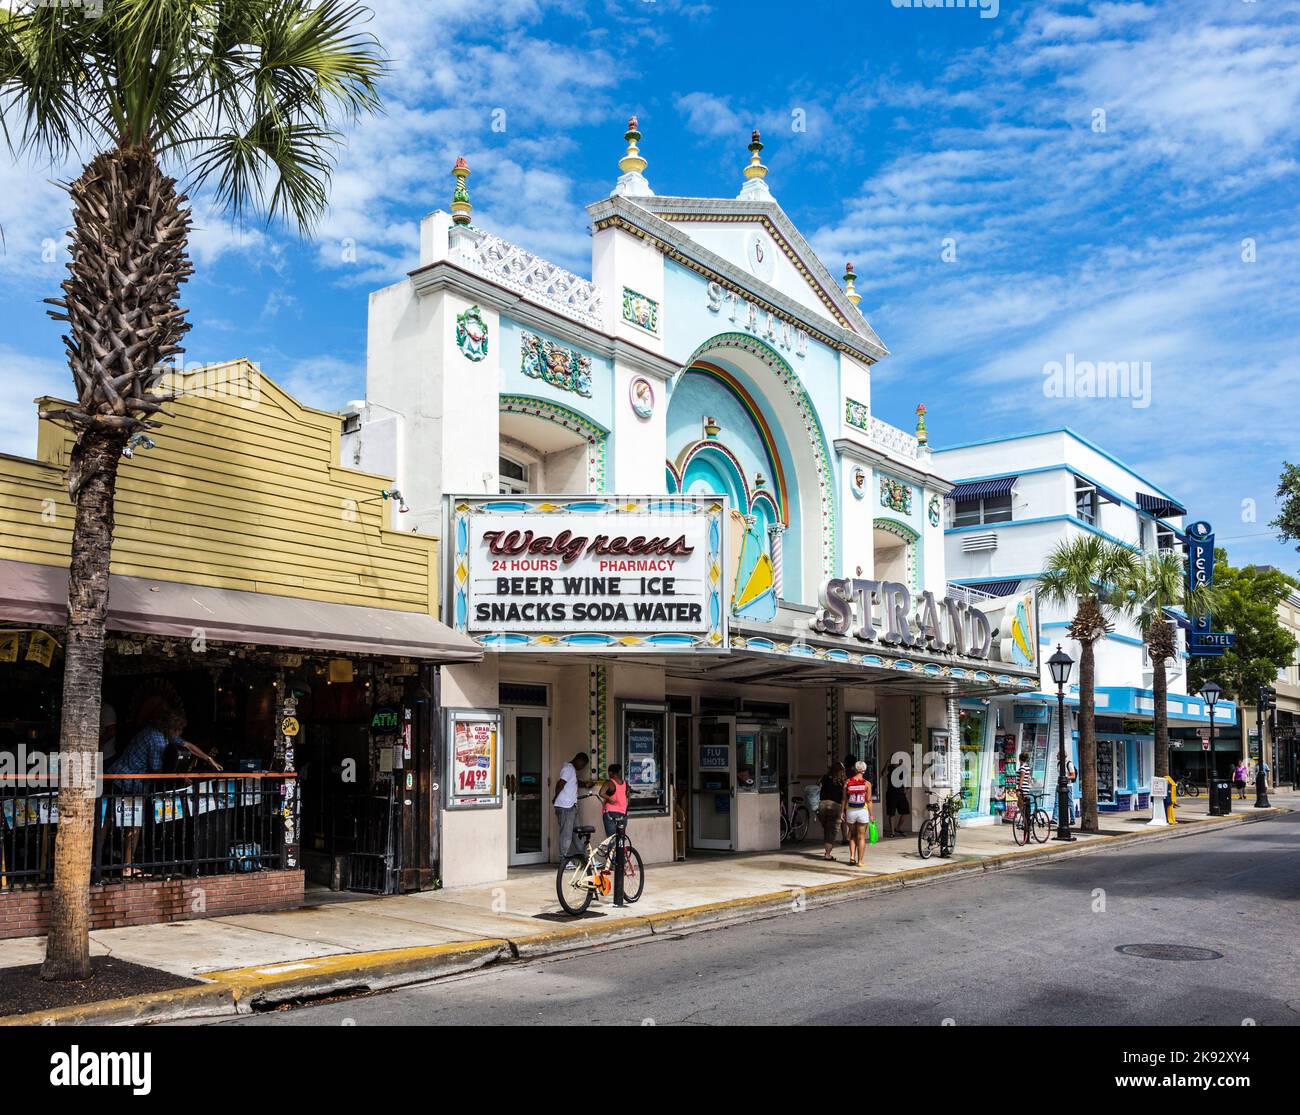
[341,124,1040,886]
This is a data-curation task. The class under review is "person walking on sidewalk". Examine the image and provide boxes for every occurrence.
[600,763,629,837]
[844,761,873,867]
[553,751,591,858]
[885,756,909,837]
[1233,759,1248,800]
[818,761,846,860]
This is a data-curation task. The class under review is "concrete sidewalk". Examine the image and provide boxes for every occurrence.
[2,788,1292,1025]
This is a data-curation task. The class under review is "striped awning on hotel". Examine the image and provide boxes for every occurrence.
[1136,492,1187,518]
[962,579,1024,598]
[946,476,1017,501]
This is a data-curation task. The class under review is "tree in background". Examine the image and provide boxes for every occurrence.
[1187,551,1298,706]
[0,0,384,980]
[1113,552,1218,784]
[1273,462,1300,569]
[1038,536,1138,833]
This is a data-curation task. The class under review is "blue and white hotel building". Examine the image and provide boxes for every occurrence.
[341,122,1040,886]
[934,429,1237,822]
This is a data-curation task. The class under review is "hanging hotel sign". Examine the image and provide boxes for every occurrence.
[449,495,727,651]
[1185,520,1234,657]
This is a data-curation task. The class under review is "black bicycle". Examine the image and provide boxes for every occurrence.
[1175,776,1201,799]
[918,792,961,859]
[1011,791,1052,846]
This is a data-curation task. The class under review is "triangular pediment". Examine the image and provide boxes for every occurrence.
[643,196,886,354]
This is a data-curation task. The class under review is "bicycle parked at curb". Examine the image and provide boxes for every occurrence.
[1175,776,1200,799]
[779,793,810,844]
[918,792,962,859]
[1011,791,1052,846]
[556,794,644,916]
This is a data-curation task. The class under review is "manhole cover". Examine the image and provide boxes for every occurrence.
[1116,944,1223,961]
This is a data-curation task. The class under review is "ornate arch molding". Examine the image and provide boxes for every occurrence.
[681,333,837,581]
[873,516,920,592]
[499,393,609,493]
[676,439,752,512]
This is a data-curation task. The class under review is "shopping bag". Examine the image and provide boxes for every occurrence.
[868,820,879,844]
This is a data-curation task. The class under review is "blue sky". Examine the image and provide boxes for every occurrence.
[2,0,1297,569]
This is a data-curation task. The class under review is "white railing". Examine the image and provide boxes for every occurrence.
[471,233,603,328]
[867,415,920,460]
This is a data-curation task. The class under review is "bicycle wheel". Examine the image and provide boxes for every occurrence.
[556,854,593,916]
[779,810,790,844]
[1031,809,1052,844]
[1011,810,1029,846]
[791,806,810,842]
[620,845,645,903]
[918,817,937,859]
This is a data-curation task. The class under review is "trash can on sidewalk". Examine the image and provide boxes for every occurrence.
[1209,779,1233,816]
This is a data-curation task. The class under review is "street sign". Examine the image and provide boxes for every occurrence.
[1202,741,1211,751]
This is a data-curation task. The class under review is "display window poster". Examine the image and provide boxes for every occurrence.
[627,729,657,788]
[699,744,730,771]
[445,710,502,808]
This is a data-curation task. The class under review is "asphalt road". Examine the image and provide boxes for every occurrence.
[221,813,1300,1026]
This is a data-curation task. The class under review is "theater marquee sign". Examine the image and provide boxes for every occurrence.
[448,495,726,651]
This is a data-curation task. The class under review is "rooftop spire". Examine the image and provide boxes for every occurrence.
[450,156,472,226]
[915,403,929,446]
[738,129,773,201]
[843,263,861,307]
[613,115,654,198]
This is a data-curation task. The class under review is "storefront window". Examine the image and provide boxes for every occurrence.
[758,726,782,791]
[736,728,757,792]
[847,715,879,800]
[620,701,668,814]
[958,706,988,810]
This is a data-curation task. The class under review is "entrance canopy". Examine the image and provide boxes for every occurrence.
[0,559,481,662]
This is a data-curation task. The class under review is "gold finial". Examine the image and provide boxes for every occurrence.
[619,115,647,176]
[915,403,929,446]
[450,156,472,226]
[744,129,768,182]
[843,262,861,307]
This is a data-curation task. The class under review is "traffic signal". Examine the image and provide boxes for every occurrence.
[1258,686,1277,713]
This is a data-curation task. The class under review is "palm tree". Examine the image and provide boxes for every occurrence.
[1037,535,1138,833]
[0,0,384,980]
[1114,552,1218,785]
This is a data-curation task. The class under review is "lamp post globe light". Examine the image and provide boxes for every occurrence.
[1200,681,1222,813]
[1048,645,1076,842]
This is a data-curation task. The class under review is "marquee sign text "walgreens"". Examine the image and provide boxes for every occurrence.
[481,529,694,565]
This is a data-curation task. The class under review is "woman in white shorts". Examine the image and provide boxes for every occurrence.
[843,760,873,866]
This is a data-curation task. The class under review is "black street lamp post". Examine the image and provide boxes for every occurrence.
[1255,686,1273,809]
[1049,645,1076,842]
[1201,681,1221,813]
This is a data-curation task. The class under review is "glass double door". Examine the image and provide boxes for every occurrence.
[690,717,788,850]
[503,708,548,866]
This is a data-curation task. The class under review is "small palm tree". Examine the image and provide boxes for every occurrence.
[1038,535,1138,833]
[1114,552,1218,784]
[0,0,384,980]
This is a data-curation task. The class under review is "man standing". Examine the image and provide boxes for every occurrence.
[553,752,591,859]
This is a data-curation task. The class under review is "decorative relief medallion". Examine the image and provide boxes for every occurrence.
[629,376,655,419]
[928,494,941,526]
[850,465,867,500]
[621,287,659,334]
[521,331,592,397]
[879,475,913,516]
[845,397,870,431]
[455,305,489,362]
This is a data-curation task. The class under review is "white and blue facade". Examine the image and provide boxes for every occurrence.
[342,125,1039,886]
[935,429,1238,821]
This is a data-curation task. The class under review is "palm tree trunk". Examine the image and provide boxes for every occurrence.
[40,426,126,980]
[1152,654,1169,782]
[1078,636,1098,833]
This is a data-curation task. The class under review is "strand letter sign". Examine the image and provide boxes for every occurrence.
[448,495,727,652]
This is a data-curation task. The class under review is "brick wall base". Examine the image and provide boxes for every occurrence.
[0,870,304,941]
